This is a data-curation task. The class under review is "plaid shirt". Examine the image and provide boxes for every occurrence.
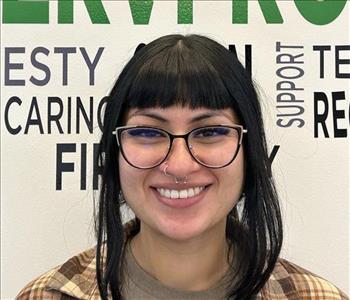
[17,222,348,300]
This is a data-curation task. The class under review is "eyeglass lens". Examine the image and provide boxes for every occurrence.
[120,126,240,169]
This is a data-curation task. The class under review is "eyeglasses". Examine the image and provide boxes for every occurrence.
[112,125,247,169]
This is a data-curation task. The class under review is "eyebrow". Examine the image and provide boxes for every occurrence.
[129,111,229,124]
[132,112,168,123]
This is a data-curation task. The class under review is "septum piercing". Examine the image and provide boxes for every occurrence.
[163,163,188,184]
[175,176,188,184]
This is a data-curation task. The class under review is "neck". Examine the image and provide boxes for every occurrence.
[130,220,231,291]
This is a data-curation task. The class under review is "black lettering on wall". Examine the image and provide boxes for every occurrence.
[332,91,347,137]
[5,47,25,86]
[93,143,103,190]
[335,45,350,78]
[228,44,252,76]
[4,96,22,134]
[30,47,51,86]
[76,96,93,133]
[268,145,280,164]
[48,96,64,134]
[314,92,329,138]
[24,96,44,134]
[81,143,87,190]
[56,143,76,190]
[313,45,331,78]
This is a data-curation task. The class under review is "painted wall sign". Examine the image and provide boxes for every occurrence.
[2,0,348,25]
[1,1,349,298]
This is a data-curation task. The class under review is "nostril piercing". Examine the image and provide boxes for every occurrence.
[162,162,189,184]
[163,164,170,177]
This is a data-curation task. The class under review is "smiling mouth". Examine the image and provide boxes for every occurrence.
[154,185,210,199]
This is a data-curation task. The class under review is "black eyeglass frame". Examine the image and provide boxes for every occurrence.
[112,125,248,169]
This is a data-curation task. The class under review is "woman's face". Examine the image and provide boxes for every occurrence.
[119,105,245,241]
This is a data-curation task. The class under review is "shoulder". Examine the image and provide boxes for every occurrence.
[16,220,136,300]
[261,258,349,299]
[16,247,99,300]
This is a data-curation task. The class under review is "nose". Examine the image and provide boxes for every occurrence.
[160,138,201,177]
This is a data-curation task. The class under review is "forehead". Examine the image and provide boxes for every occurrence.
[125,106,239,124]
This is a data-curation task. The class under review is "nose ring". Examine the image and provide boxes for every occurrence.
[163,164,170,177]
[163,163,188,184]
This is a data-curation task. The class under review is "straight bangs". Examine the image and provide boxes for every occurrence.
[125,41,233,110]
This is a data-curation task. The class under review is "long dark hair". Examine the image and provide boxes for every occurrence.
[95,34,283,299]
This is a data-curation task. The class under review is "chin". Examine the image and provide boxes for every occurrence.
[152,213,219,242]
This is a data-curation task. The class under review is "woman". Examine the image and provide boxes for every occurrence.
[18,34,348,299]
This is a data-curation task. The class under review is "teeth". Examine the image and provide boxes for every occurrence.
[171,190,179,199]
[156,186,205,199]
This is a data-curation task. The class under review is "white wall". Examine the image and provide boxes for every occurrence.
[1,1,349,298]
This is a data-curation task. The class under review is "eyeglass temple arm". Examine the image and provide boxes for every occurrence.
[111,130,121,146]
[239,128,248,144]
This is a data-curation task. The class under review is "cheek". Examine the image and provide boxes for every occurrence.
[119,156,137,197]
[220,152,245,205]
[118,155,147,207]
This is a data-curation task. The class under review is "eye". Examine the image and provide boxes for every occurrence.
[126,128,166,138]
[193,127,231,137]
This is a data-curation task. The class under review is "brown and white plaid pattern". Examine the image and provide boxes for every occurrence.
[17,221,349,300]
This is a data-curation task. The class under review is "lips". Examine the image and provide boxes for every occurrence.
[151,185,210,209]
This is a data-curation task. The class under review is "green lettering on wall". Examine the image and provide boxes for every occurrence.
[294,0,346,25]
[128,0,154,25]
[3,0,49,24]
[232,0,248,23]
[232,0,283,24]
[58,0,110,24]
[178,0,193,24]
[58,0,73,23]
